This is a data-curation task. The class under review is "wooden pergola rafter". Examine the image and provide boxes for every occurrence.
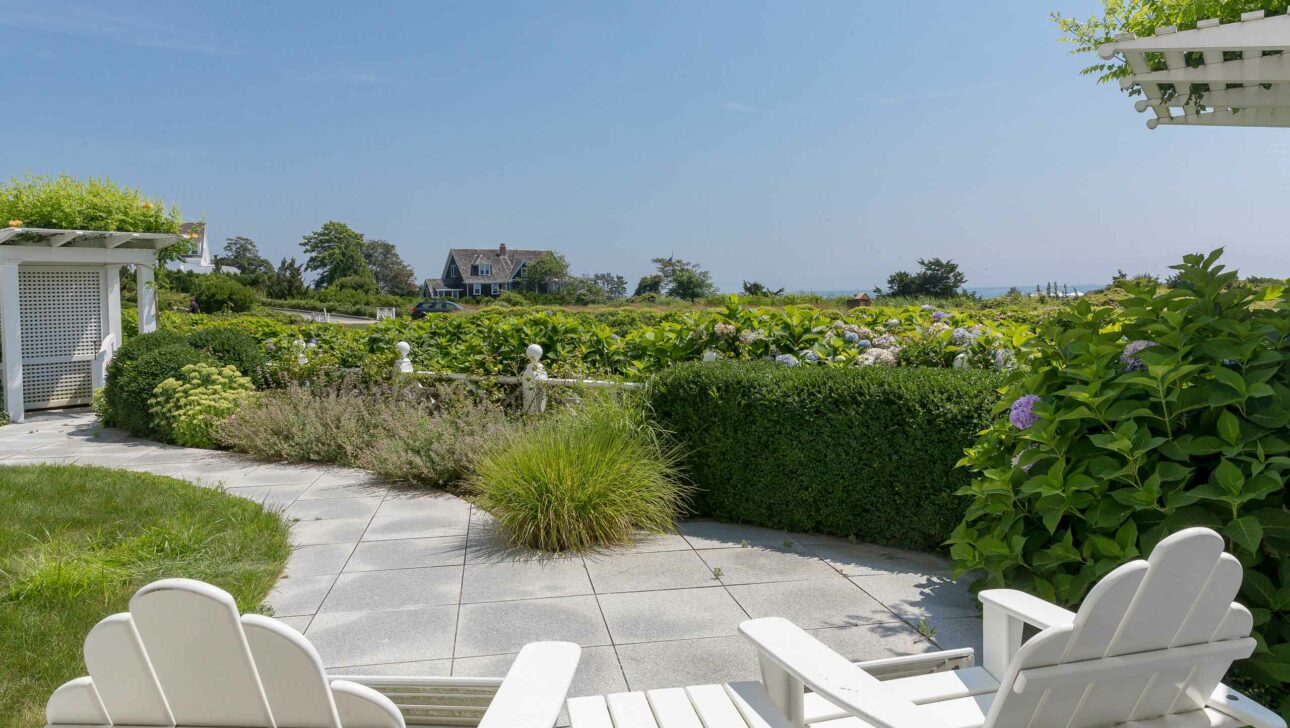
[1098,11,1290,128]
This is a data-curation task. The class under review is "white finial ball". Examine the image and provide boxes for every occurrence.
[293,339,305,350]
[396,341,411,357]
[526,343,543,362]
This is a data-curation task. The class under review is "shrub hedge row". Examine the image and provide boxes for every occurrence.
[648,361,1004,551]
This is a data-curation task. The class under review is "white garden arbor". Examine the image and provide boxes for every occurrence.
[1098,11,1290,128]
[0,227,187,423]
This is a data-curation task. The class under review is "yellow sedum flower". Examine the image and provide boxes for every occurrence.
[7,219,22,227]
[149,363,255,448]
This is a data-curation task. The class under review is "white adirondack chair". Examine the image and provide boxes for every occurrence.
[46,578,581,728]
[741,527,1284,728]
[566,527,1283,728]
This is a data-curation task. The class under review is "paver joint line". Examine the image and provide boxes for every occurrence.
[5,410,980,692]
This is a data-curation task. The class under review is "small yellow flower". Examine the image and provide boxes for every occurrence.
[7,219,22,227]
[141,201,154,210]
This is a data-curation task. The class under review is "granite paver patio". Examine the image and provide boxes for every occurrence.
[0,410,983,697]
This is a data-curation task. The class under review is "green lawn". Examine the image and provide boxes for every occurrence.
[0,464,291,728]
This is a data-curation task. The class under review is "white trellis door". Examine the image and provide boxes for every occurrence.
[17,266,108,409]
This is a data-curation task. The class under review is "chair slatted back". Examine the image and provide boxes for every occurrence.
[46,578,359,728]
[984,528,1255,728]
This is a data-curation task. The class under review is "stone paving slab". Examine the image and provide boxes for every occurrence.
[1,410,983,696]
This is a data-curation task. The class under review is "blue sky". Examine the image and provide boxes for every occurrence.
[3,1,1288,292]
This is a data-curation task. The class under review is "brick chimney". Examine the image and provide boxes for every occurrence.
[498,243,508,256]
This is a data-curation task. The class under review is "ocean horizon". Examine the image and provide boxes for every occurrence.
[792,284,1105,300]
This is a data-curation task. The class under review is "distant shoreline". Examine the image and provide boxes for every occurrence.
[795,284,1105,300]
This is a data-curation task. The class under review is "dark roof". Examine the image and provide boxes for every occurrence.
[445,247,550,283]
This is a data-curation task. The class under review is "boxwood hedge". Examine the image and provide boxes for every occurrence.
[648,361,1003,550]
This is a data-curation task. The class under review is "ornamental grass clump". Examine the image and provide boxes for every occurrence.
[469,398,689,552]
[952,249,1290,709]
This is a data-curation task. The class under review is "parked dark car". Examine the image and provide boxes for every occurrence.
[411,300,464,319]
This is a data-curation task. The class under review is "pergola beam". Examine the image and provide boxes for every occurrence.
[1098,12,1290,58]
[1126,53,1290,85]
[46,231,82,247]
[1149,106,1290,128]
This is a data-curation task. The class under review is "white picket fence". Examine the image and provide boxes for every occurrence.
[376,307,398,321]
[396,341,640,414]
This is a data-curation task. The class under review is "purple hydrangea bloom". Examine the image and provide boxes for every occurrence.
[920,304,934,312]
[800,350,820,364]
[856,339,872,349]
[843,331,860,343]
[775,354,800,367]
[931,311,950,322]
[1120,340,1158,371]
[951,327,971,344]
[1009,394,1042,430]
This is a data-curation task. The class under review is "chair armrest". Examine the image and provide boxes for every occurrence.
[739,617,925,728]
[331,679,405,728]
[1208,683,1287,728]
[479,642,581,728]
[978,589,1075,630]
[978,589,1075,680]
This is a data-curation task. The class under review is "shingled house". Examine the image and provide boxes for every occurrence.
[422,244,552,298]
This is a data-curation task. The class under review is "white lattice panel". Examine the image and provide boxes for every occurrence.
[23,360,94,408]
[18,266,104,408]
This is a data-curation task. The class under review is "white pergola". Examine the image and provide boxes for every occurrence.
[1098,11,1290,128]
[0,227,187,423]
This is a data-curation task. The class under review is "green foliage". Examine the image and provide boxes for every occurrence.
[267,257,307,299]
[519,252,571,293]
[952,250,1289,707]
[193,275,257,314]
[104,334,211,436]
[149,364,256,447]
[1054,1,1287,86]
[885,258,967,298]
[0,464,288,728]
[651,257,718,300]
[634,274,664,296]
[301,221,372,290]
[0,174,183,234]
[216,236,274,275]
[0,410,8,427]
[187,327,267,385]
[649,361,1004,550]
[362,238,418,296]
[498,290,529,307]
[469,397,689,551]
[219,384,519,487]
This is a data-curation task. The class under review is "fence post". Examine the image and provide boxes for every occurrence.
[395,341,414,375]
[293,339,308,365]
[521,343,548,415]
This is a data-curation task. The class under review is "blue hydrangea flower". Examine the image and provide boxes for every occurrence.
[1009,394,1041,430]
[1120,340,1157,371]
[857,339,872,348]
[951,327,971,344]
[800,350,820,364]
[920,304,934,312]
[775,354,800,367]
[932,311,950,322]
[886,318,900,327]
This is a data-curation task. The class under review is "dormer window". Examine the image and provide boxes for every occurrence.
[475,264,491,277]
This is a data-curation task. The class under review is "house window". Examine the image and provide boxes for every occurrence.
[471,283,481,296]
[478,264,491,277]
[448,264,458,278]
[490,283,498,296]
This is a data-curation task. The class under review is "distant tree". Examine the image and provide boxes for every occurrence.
[634,274,664,296]
[363,238,417,296]
[300,221,373,290]
[562,276,610,304]
[267,257,306,299]
[668,266,717,301]
[216,236,274,275]
[885,258,965,298]
[650,257,717,300]
[520,252,570,293]
[589,272,628,300]
[741,280,785,297]
[330,274,378,294]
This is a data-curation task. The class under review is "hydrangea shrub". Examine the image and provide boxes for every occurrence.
[951,250,1290,706]
[149,363,256,448]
